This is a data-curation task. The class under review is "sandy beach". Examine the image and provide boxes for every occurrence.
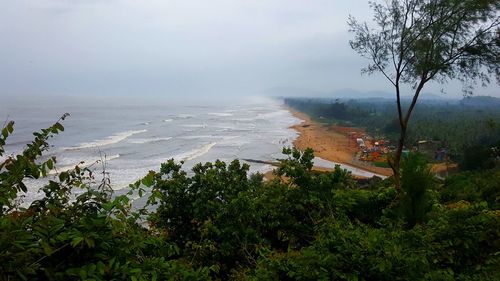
[288,108,393,177]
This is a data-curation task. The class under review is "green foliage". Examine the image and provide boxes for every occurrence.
[149,158,262,277]
[399,153,437,227]
[440,170,500,209]
[461,143,499,171]
[0,119,208,280]
[0,114,69,214]
[348,0,499,190]
[424,202,500,279]
[349,0,499,93]
[1,119,499,280]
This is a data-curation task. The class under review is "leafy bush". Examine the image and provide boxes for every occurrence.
[398,153,437,227]
[0,119,209,280]
[441,170,500,209]
[1,119,499,280]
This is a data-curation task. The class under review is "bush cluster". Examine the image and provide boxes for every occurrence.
[1,120,499,280]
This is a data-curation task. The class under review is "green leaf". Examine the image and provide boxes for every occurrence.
[59,172,69,182]
[71,237,84,247]
[47,159,54,170]
[53,122,65,132]
[141,172,155,187]
[40,241,53,256]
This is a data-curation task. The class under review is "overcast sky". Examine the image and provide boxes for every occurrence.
[1,0,498,99]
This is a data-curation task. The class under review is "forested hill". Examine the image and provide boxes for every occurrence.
[459,96,500,108]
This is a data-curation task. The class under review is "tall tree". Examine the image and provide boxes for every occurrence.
[348,0,499,189]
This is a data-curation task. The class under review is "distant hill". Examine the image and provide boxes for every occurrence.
[266,87,454,101]
[459,96,500,108]
[331,88,453,100]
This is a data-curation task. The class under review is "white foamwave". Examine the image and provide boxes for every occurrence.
[181,124,207,128]
[176,114,194,119]
[67,130,147,150]
[233,117,257,122]
[141,122,151,125]
[208,112,233,117]
[180,135,218,140]
[173,142,216,161]
[163,119,173,122]
[129,137,172,144]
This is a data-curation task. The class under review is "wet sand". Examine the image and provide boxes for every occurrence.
[288,108,393,177]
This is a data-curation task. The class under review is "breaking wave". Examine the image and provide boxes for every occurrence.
[173,142,216,161]
[175,114,195,119]
[129,137,172,144]
[181,124,207,128]
[67,130,147,150]
[208,112,234,117]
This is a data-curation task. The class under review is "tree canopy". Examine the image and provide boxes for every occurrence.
[349,0,500,189]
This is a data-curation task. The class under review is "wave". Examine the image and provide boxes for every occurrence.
[180,135,219,140]
[208,112,234,117]
[175,114,195,119]
[141,122,151,125]
[173,142,216,161]
[212,125,255,132]
[180,135,239,141]
[181,124,207,128]
[129,137,172,144]
[233,117,256,122]
[67,130,147,150]
[163,119,173,122]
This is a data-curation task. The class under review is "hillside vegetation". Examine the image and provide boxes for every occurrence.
[285,97,500,166]
[1,119,499,280]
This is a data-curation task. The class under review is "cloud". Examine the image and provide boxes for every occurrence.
[0,0,497,98]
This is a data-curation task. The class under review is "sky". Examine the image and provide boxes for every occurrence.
[1,0,498,100]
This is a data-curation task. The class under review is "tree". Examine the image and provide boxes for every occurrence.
[348,0,499,189]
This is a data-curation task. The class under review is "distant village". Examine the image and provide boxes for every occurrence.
[348,132,449,166]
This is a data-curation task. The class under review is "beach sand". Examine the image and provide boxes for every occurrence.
[288,108,393,177]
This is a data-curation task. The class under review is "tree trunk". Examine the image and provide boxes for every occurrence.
[391,75,427,190]
[391,123,407,190]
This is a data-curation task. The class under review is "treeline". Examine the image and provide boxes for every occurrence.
[1,118,499,280]
[284,97,500,166]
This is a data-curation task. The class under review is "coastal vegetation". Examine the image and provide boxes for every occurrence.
[284,96,500,168]
[348,0,499,189]
[1,117,499,280]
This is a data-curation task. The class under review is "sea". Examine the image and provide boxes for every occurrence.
[1,95,381,205]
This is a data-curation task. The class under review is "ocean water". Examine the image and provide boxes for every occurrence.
[1,95,384,205]
[1,96,300,201]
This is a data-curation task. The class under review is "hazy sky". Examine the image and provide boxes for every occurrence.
[1,0,498,99]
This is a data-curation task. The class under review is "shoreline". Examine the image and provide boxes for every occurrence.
[286,107,393,177]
